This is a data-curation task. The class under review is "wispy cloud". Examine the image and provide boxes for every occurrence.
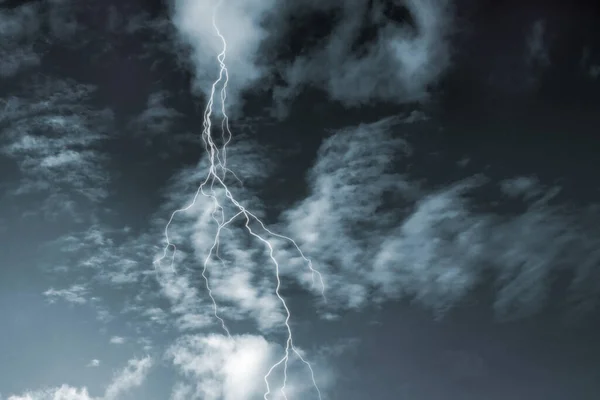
[86,359,100,368]
[151,137,286,332]
[279,116,418,310]
[130,91,182,135]
[127,91,197,154]
[109,336,126,345]
[280,116,600,320]
[0,79,114,221]
[103,356,153,400]
[43,284,88,305]
[526,19,550,67]
[0,1,81,78]
[0,5,42,78]
[272,0,454,116]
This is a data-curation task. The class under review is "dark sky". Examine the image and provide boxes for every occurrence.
[1,0,599,399]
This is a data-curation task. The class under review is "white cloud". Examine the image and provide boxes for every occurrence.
[171,0,278,116]
[7,385,93,400]
[109,336,126,345]
[43,285,88,305]
[168,334,276,400]
[7,356,152,400]
[87,360,100,368]
[104,356,153,400]
[168,334,329,400]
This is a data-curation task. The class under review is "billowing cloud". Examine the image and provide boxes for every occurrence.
[168,334,277,400]
[167,334,330,400]
[170,0,454,117]
[170,0,278,116]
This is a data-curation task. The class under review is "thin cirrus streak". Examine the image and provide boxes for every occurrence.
[153,0,326,399]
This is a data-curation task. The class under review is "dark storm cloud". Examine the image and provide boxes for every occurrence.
[581,46,600,80]
[129,91,183,139]
[127,90,198,155]
[526,19,550,68]
[0,0,81,78]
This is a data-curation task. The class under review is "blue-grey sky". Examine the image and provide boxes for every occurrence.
[1,0,600,399]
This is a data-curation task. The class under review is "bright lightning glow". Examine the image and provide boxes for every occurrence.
[154,0,326,399]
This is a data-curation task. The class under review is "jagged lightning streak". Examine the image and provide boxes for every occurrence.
[154,0,326,399]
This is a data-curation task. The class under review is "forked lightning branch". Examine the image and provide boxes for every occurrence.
[154,1,326,399]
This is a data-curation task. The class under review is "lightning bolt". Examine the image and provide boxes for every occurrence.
[154,1,326,399]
